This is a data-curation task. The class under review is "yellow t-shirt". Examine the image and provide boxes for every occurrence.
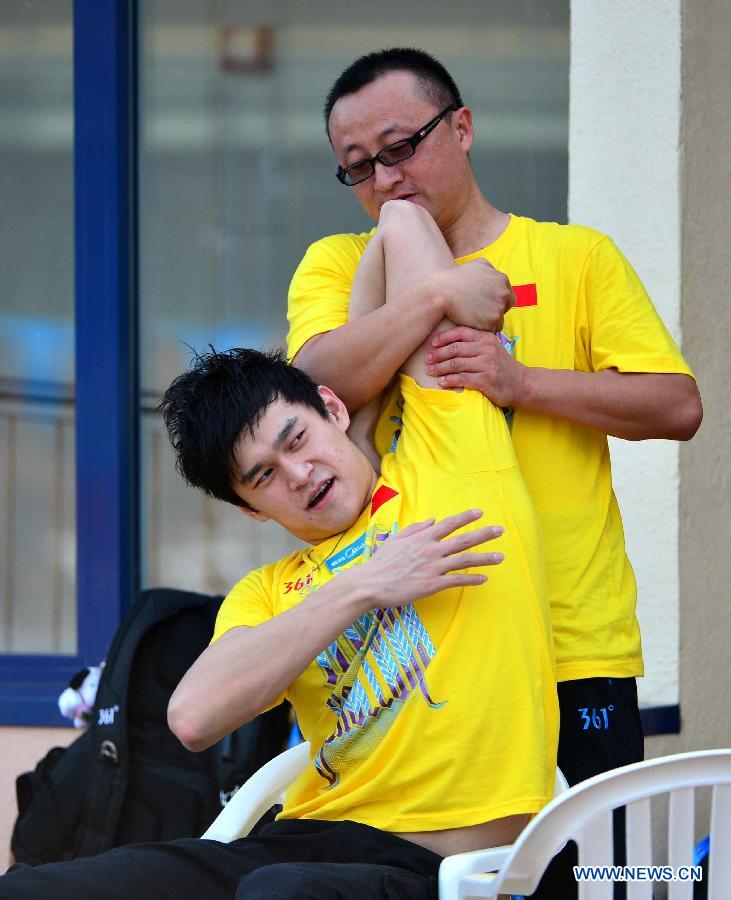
[287,215,695,681]
[213,376,558,833]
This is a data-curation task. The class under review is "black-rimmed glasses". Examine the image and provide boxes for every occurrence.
[336,105,459,187]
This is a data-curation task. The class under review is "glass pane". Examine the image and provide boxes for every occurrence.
[138,0,568,593]
[0,3,76,653]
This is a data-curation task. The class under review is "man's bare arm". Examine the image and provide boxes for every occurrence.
[427,326,702,440]
[296,284,442,411]
[168,512,504,751]
[294,259,514,412]
[520,368,702,441]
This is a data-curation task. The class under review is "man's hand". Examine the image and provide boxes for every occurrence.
[427,331,703,441]
[432,259,515,333]
[426,326,527,408]
[344,509,505,614]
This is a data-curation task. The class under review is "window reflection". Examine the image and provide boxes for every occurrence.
[0,3,76,653]
[139,1,569,593]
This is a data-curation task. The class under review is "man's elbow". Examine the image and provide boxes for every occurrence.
[639,376,703,442]
[168,687,262,752]
[167,694,215,753]
[670,381,703,441]
[294,335,366,412]
[291,334,326,380]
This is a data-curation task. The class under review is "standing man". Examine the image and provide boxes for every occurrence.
[287,48,702,895]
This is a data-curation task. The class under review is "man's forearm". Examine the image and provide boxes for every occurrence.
[168,574,368,752]
[519,368,702,441]
[294,283,445,411]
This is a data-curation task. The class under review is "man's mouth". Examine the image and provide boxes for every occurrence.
[307,478,334,510]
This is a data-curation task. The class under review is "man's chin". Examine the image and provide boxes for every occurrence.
[400,196,436,219]
[378,194,420,212]
[298,513,357,546]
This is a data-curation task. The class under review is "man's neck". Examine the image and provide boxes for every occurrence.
[441,190,510,259]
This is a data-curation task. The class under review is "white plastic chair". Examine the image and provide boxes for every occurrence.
[201,740,312,843]
[439,748,731,900]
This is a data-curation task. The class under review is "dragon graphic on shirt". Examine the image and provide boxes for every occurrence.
[311,522,444,788]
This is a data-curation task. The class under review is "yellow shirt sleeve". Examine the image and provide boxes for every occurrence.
[286,231,374,360]
[211,563,289,710]
[577,236,695,377]
[211,564,276,642]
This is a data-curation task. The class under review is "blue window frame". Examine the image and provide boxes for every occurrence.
[0,0,139,726]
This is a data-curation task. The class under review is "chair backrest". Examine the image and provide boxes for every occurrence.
[201,740,311,843]
[490,749,731,900]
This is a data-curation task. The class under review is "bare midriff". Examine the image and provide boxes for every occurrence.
[395,813,530,857]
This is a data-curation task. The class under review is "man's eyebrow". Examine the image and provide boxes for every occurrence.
[342,125,409,157]
[238,417,298,486]
[239,461,262,486]
[274,417,298,449]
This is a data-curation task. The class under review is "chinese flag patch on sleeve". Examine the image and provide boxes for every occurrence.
[513,283,537,307]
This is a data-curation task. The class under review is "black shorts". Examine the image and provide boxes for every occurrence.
[556,676,645,785]
[532,676,645,900]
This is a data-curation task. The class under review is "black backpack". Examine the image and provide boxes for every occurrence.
[11,587,291,865]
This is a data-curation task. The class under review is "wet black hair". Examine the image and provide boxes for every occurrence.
[324,47,464,139]
[159,347,328,510]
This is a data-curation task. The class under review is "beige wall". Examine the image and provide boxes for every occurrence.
[0,727,75,869]
[571,0,731,748]
[646,0,731,860]
[647,0,731,755]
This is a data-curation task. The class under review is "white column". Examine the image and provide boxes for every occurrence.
[569,0,682,706]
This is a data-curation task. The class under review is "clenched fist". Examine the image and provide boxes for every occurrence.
[433,258,515,333]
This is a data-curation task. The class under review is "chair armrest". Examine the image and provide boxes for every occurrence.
[555,767,569,794]
[438,845,512,900]
[201,741,311,843]
[438,771,569,898]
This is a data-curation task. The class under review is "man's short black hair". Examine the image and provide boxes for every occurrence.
[324,47,464,138]
[159,347,329,510]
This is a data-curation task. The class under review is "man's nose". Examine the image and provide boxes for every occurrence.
[372,159,404,192]
[286,459,312,490]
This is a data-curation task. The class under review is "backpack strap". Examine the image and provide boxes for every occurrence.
[77,588,221,856]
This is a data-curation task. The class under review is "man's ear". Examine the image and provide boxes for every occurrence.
[237,505,269,524]
[454,106,474,154]
[318,386,350,433]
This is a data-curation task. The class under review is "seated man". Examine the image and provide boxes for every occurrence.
[1,203,557,900]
